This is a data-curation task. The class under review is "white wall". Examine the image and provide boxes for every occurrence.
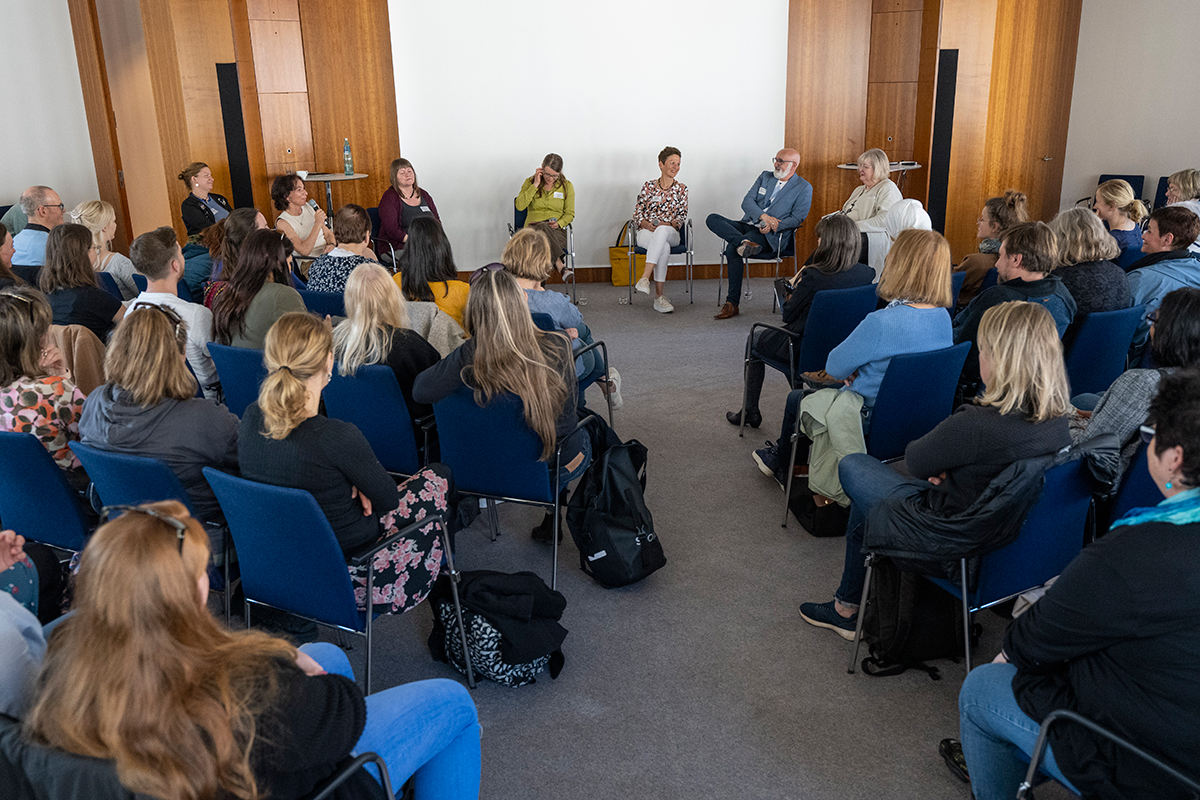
[0,1,98,211]
[1059,0,1200,211]
[390,0,789,270]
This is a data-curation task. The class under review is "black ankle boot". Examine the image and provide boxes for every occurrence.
[726,409,762,428]
[531,510,563,543]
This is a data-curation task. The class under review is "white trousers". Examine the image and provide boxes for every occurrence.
[637,225,681,282]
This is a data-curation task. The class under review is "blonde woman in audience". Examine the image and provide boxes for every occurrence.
[414,269,586,542]
[1165,168,1200,205]
[25,500,481,800]
[1048,208,1130,328]
[1093,178,1146,261]
[333,263,440,429]
[239,312,450,613]
[954,190,1029,309]
[69,200,138,300]
[38,223,125,341]
[800,301,1071,639]
[515,153,575,279]
[0,286,87,487]
[272,172,332,258]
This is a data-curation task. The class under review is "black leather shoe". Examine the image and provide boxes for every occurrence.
[726,409,762,428]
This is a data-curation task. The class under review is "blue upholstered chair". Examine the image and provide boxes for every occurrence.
[207,343,266,418]
[97,271,123,301]
[950,271,966,309]
[298,288,346,317]
[1108,441,1160,527]
[1063,305,1145,396]
[324,365,424,475]
[529,312,614,428]
[0,432,90,553]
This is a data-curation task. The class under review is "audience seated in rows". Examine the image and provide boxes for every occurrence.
[273,172,332,258]
[755,229,954,484]
[203,207,268,308]
[306,204,379,293]
[504,227,621,408]
[22,501,481,799]
[1072,287,1200,482]
[11,186,64,274]
[179,161,231,236]
[953,222,1075,387]
[1126,205,1200,352]
[212,228,306,349]
[79,304,237,534]
[239,312,449,614]
[69,200,138,300]
[0,228,20,289]
[0,286,88,490]
[957,369,1200,800]
[129,226,219,397]
[953,190,1028,310]
[377,157,440,260]
[632,146,688,310]
[1047,207,1131,343]
[516,152,575,280]
[39,223,125,342]
[332,263,441,437]
[1093,178,1145,263]
[800,302,1071,638]
[414,269,588,542]
[395,216,470,328]
[727,213,873,430]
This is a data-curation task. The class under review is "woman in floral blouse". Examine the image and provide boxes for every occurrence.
[633,147,688,314]
[0,286,88,488]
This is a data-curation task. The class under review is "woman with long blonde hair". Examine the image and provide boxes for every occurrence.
[25,500,481,800]
[1094,178,1147,261]
[69,199,138,299]
[413,269,586,541]
[238,312,450,614]
[333,263,440,426]
[799,301,1071,639]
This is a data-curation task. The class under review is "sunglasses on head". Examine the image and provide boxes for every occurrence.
[100,504,188,554]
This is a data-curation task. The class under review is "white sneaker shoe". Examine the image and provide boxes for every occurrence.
[635,277,650,295]
[604,368,624,410]
[654,295,674,313]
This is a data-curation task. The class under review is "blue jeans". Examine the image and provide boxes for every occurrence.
[706,214,772,305]
[301,643,482,799]
[572,323,608,406]
[557,428,592,488]
[834,453,928,608]
[959,663,1078,800]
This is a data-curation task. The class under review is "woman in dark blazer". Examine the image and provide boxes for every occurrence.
[179,162,233,236]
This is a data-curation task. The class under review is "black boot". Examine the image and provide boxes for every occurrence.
[726,408,762,428]
[531,509,563,543]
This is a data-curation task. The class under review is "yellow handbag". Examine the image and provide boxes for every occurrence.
[608,222,645,287]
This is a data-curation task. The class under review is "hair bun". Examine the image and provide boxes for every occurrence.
[1004,190,1028,207]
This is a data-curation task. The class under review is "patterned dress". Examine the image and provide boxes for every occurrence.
[346,465,451,614]
[0,375,87,469]
[633,179,689,229]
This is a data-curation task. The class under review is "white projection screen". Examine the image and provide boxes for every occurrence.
[389,0,788,273]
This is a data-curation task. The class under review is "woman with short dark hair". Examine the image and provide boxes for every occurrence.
[632,146,688,312]
[272,173,332,258]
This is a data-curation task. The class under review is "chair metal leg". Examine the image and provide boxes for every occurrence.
[739,336,752,439]
[485,498,499,542]
[743,260,752,301]
[364,563,374,695]
[552,458,563,591]
[960,559,972,673]
[772,256,781,312]
[782,408,805,527]
[848,555,874,674]
[244,598,251,630]
[440,522,476,689]
[223,528,232,626]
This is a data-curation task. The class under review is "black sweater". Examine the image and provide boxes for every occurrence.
[1006,519,1200,799]
[905,405,1071,515]
[238,403,398,551]
[382,326,440,422]
[761,263,875,363]
[180,192,232,236]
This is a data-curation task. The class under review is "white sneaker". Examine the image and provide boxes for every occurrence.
[604,368,624,410]
[654,295,674,313]
[635,276,650,295]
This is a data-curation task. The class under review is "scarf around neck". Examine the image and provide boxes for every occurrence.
[1110,485,1200,530]
[979,238,1001,254]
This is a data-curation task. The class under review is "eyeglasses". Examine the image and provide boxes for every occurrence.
[41,203,65,211]
[130,301,186,340]
[1140,424,1156,444]
[772,158,797,166]
[100,504,188,554]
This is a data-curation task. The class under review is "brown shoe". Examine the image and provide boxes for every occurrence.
[714,302,739,320]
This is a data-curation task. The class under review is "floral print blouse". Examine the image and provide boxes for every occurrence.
[0,375,87,470]
[633,179,689,229]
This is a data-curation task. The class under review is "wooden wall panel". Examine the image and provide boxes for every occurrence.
[259,93,315,171]
[873,0,922,11]
[982,0,1082,224]
[66,0,132,253]
[869,11,922,82]
[785,0,872,259]
[865,82,917,161]
[228,0,273,221]
[247,0,299,20]
[908,0,942,207]
[299,0,400,211]
[141,0,192,241]
[938,0,999,261]
[249,20,307,94]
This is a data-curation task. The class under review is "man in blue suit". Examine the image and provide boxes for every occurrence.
[707,148,812,319]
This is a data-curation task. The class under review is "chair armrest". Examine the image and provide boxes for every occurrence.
[416,413,437,432]
[346,513,445,567]
[749,322,800,339]
[557,412,604,459]
[307,752,397,800]
[574,339,607,363]
[507,223,516,237]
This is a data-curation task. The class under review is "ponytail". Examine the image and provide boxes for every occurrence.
[258,312,331,440]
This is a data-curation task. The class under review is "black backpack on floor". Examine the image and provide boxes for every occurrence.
[859,558,968,680]
[566,423,665,588]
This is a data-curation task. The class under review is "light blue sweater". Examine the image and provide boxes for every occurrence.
[826,303,953,407]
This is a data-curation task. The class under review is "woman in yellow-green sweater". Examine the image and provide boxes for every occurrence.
[516,153,575,279]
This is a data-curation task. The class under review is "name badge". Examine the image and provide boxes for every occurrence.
[419,206,430,212]
[758,187,767,195]
[553,191,564,199]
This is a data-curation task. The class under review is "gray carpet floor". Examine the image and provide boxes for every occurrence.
[278,279,1070,800]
